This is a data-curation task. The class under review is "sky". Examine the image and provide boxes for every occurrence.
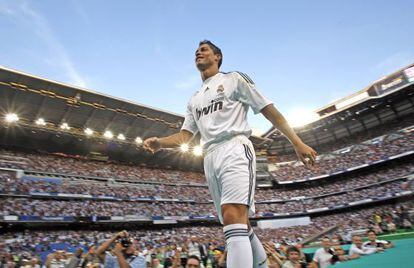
[0,0,413,135]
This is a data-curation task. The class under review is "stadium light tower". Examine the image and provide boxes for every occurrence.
[103,130,113,139]
[5,113,19,123]
[193,145,203,156]
[84,128,94,136]
[180,143,189,152]
[35,118,46,126]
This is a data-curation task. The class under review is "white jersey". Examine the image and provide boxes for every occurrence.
[181,71,272,149]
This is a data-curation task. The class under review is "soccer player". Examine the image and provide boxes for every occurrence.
[143,40,317,268]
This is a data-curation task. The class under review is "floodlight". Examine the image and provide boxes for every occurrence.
[5,113,19,123]
[180,143,189,152]
[60,123,70,130]
[286,109,319,128]
[84,128,94,136]
[193,145,203,156]
[35,118,46,126]
[117,134,126,140]
[103,130,113,139]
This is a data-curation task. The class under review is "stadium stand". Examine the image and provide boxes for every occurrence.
[1,65,414,267]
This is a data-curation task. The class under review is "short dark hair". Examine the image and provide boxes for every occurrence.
[199,40,223,68]
[286,246,300,255]
[367,229,376,235]
[187,254,201,263]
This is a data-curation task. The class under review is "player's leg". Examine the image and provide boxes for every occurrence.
[222,137,267,268]
[245,145,268,268]
[219,137,259,268]
[248,221,268,268]
[222,203,253,268]
[205,148,253,267]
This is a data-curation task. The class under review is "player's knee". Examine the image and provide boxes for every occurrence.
[222,203,249,225]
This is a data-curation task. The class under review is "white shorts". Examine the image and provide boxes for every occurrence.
[203,135,256,224]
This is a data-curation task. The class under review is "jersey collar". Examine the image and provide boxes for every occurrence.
[202,72,221,86]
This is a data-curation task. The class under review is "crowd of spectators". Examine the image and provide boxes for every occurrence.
[0,150,205,184]
[0,198,217,217]
[1,124,414,266]
[1,177,409,217]
[259,162,414,200]
[2,160,413,206]
[1,126,413,186]
[0,173,212,202]
[1,202,412,267]
[270,130,414,182]
[257,180,407,214]
[273,116,414,163]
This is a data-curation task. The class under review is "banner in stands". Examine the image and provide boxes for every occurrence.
[257,216,311,229]
[374,71,407,95]
[404,66,414,82]
[3,216,18,221]
[124,215,150,221]
[153,219,177,224]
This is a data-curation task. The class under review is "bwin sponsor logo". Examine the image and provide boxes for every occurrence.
[196,99,223,120]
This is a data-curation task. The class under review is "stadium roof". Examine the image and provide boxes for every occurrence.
[263,63,414,154]
[0,66,200,168]
[0,66,270,169]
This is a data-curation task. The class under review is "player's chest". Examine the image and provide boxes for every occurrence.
[192,79,236,108]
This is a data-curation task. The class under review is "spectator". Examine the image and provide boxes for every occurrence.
[310,237,335,268]
[281,246,305,268]
[95,231,146,268]
[363,230,394,249]
[45,250,69,268]
[349,235,381,257]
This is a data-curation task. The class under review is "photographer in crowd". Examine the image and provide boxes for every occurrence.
[95,231,145,268]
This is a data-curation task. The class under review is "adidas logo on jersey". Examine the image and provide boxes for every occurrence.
[195,98,224,120]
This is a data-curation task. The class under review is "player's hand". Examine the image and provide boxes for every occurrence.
[143,137,161,153]
[294,142,317,168]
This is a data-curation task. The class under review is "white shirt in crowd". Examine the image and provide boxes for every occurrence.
[349,244,377,256]
[181,72,272,149]
[363,239,389,248]
[312,248,333,268]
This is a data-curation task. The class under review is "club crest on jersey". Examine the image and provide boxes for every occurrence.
[217,85,224,93]
[195,98,224,120]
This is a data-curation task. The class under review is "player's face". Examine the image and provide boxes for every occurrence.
[195,44,219,71]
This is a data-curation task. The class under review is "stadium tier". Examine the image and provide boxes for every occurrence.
[1,64,414,267]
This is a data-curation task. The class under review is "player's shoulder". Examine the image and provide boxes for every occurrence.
[223,71,255,85]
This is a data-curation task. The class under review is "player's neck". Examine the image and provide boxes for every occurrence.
[200,68,219,82]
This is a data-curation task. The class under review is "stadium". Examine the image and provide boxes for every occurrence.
[1,60,414,268]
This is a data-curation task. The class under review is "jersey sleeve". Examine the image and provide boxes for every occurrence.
[234,72,273,114]
[181,99,198,134]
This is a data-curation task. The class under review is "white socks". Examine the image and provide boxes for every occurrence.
[224,224,253,268]
[248,228,268,268]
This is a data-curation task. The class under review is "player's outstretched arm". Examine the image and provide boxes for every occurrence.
[143,130,193,153]
[261,104,317,167]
